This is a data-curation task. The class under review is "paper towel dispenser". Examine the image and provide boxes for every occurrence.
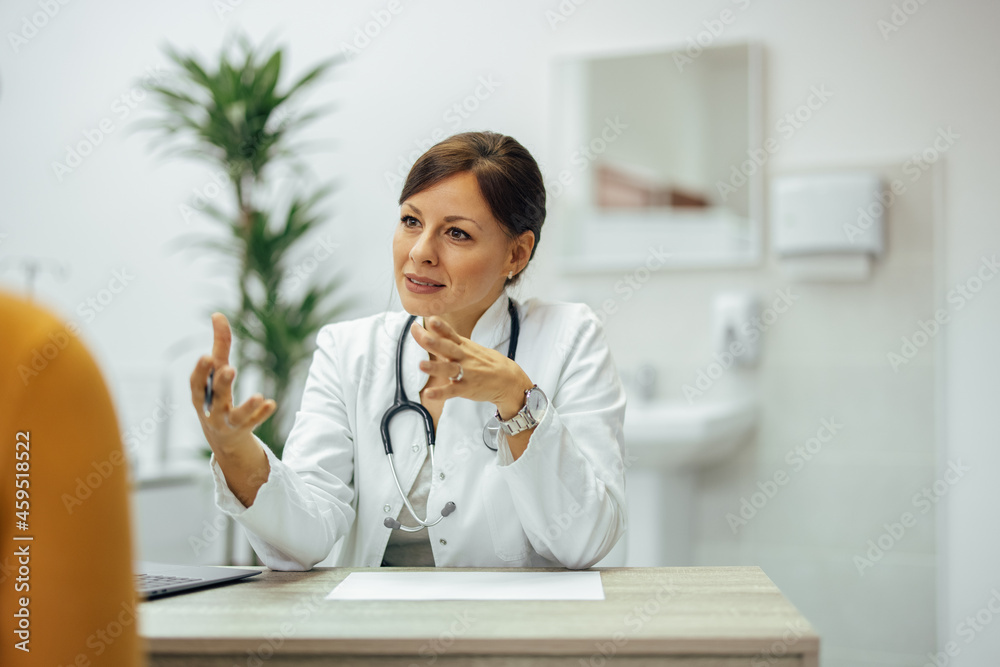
[771,171,885,280]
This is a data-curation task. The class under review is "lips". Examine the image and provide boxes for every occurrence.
[405,273,444,287]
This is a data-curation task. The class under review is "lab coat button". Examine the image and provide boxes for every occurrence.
[383,504,391,513]
[412,443,420,452]
[439,472,445,480]
[439,539,447,545]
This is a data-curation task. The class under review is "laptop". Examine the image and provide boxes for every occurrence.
[135,561,262,600]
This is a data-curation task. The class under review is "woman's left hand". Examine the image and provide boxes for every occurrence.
[410,315,534,419]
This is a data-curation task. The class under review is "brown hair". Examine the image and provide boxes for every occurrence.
[397,131,546,288]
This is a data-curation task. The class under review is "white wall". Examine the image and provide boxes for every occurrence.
[2,0,997,664]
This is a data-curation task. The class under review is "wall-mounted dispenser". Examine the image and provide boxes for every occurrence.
[712,291,761,367]
[771,171,885,281]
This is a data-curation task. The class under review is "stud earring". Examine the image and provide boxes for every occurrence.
[507,270,513,280]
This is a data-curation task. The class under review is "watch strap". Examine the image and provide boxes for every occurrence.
[496,384,540,436]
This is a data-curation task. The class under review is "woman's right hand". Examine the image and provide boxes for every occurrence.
[190,312,277,459]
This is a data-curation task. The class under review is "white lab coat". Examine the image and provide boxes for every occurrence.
[210,291,628,569]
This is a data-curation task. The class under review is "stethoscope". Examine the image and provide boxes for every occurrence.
[380,296,520,532]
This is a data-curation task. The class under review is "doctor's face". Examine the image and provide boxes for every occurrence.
[394,171,513,325]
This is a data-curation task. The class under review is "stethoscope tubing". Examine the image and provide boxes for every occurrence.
[380,296,519,532]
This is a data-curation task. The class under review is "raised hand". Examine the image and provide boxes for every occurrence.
[189,312,277,457]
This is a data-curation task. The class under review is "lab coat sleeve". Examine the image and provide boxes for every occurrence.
[209,324,356,570]
[495,306,628,569]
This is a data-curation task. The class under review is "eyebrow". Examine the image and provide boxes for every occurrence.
[403,203,482,230]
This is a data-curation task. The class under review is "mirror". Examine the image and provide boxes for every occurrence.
[548,42,763,270]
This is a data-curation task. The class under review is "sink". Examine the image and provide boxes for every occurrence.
[613,395,759,568]
[624,396,759,470]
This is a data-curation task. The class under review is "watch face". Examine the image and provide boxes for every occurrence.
[526,386,547,416]
[483,415,501,451]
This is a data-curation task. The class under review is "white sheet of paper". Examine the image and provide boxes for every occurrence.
[325,571,605,601]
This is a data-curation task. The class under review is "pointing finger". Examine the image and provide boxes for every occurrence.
[211,312,231,365]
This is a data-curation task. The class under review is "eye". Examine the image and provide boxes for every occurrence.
[400,215,471,241]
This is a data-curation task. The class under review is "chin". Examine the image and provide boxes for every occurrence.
[400,299,425,316]
[397,284,435,315]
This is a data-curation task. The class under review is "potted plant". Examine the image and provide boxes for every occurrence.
[140,34,350,459]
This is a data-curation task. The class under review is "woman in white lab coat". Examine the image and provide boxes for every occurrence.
[190,131,627,570]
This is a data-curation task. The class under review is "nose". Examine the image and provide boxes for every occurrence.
[408,228,438,266]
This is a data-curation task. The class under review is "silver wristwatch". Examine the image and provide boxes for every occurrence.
[495,384,548,436]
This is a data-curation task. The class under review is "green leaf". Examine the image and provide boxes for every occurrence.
[258,50,283,101]
[275,55,342,105]
[142,36,345,459]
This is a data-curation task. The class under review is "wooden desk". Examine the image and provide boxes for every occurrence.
[140,566,820,666]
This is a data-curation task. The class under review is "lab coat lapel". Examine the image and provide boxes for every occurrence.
[401,315,430,406]
[469,292,514,354]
